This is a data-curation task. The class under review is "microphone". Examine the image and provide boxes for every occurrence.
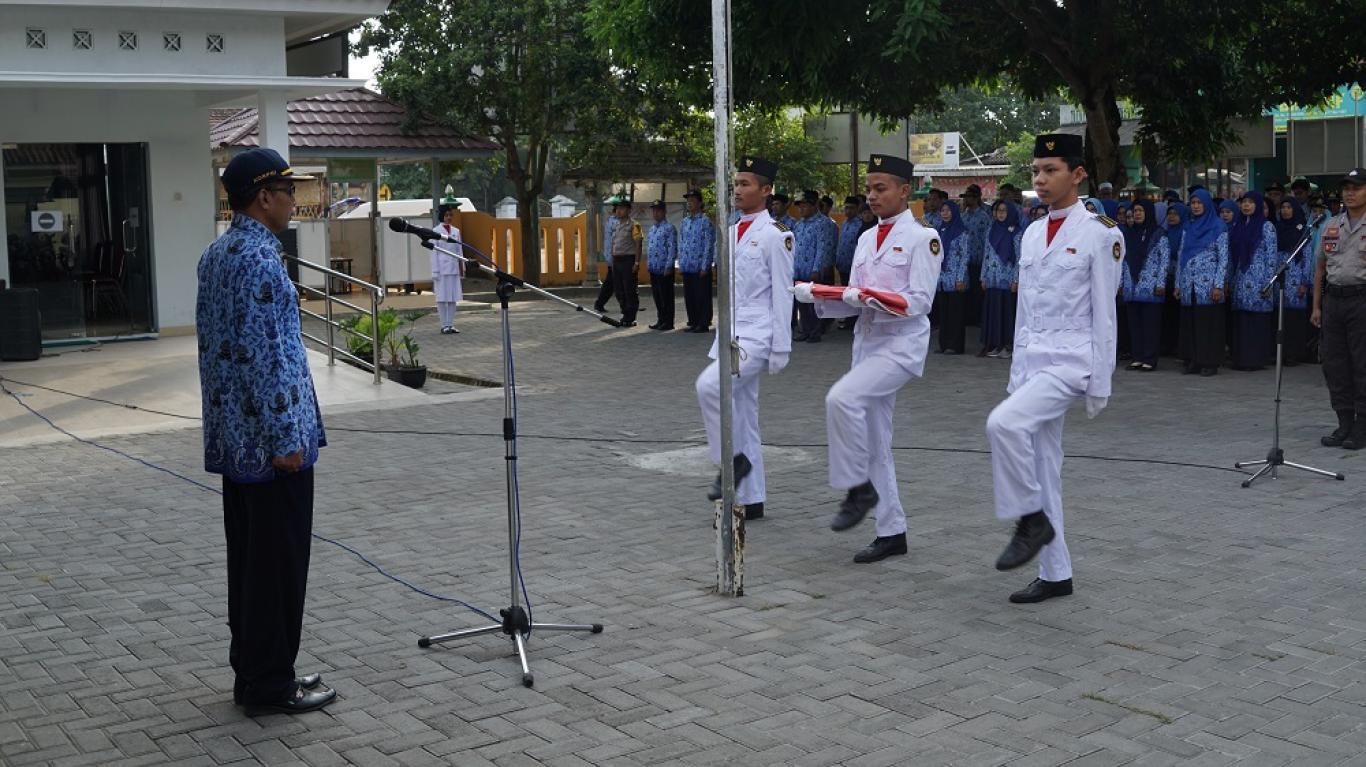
[387,217,456,242]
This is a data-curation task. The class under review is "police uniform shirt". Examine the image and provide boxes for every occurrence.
[1318,211,1366,287]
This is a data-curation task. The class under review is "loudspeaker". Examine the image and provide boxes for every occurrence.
[0,288,43,361]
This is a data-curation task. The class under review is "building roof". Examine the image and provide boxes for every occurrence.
[210,88,498,160]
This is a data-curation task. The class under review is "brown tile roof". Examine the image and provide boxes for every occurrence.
[210,87,497,155]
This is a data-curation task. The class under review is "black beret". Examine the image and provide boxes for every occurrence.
[738,155,778,181]
[866,153,914,181]
[1033,133,1083,159]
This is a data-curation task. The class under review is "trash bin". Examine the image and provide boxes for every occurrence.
[0,288,43,361]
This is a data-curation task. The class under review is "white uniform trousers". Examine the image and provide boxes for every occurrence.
[436,301,457,328]
[825,350,912,537]
[985,372,1077,582]
[695,346,768,505]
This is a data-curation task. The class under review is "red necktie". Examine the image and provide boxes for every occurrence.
[1046,216,1064,245]
[736,220,753,243]
[876,222,894,250]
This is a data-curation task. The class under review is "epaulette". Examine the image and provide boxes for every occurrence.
[772,221,790,233]
[1093,213,1118,228]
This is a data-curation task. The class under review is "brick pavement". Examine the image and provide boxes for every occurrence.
[2,294,1366,766]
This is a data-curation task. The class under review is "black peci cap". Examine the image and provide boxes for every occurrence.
[221,147,310,199]
[866,153,914,182]
[772,192,790,203]
[960,183,982,198]
[1341,168,1366,186]
[1264,181,1286,193]
[683,189,703,200]
[801,189,819,204]
[843,195,860,205]
[738,155,779,181]
[1033,133,1083,159]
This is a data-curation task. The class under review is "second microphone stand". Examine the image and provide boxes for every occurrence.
[1234,222,1345,487]
[415,236,614,686]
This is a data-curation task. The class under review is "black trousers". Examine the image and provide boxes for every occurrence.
[796,301,822,339]
[1283,306,1310,365]
[594,266,614,311]
[1160,291,1181,356]
[224,468,314,705]
[649,269,676,327]
[1116,297,1130,357]
[1230,310,1272,370]
[681,270,712,329]
[1179,303,1226,370]
[1321,292,1366,414]
[610,256,639,323]
[935,291,966,352]
[966,261,983,326]
[1126,301,1163,365]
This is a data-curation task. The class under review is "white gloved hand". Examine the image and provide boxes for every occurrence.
[790,282,815,303]
[1085,395,1108,419]
[767,352,789,375]
[842,287,864,308]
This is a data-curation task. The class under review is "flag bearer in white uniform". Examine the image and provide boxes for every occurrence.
[431,201,465,334]
[792,154,941,563]
[988,133,1123,603]
[696,156,794,521]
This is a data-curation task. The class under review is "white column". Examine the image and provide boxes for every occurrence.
[257,91,291,163]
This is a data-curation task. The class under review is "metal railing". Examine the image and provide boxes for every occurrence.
[285,256,384,384]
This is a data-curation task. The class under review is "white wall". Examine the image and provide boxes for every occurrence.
[0,7,286,78]
[0,88,215,332]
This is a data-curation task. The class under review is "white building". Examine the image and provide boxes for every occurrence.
[0,1,386,343]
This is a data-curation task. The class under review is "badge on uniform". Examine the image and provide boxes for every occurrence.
[929,239,941,255]
[893,246,903,252]
[784,237,793,252]
[1066,247,1077,254]
[1112,242,1122,260]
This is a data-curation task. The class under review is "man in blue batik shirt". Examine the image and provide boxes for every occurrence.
[197,147,335,716]
[792,190,836,342]
[646,199,678,330]
[959,184,992,327]
[678,189,716,332]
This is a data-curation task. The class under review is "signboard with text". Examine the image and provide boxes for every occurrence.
[1268,84,1365,132]
[910,132,960,170]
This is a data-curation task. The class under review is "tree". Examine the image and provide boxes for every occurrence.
[587,0,1361,188]
[360,0,647,281]
[664,107,847,198]
[910,83,1058,157]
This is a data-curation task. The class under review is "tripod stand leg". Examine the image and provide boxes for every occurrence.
[1282,461,1347,480]
[530,622,605,633]
[418,624,503,648]
[1234,459,1269,469]
[513,631,533,687]
[1240,462,1276,488]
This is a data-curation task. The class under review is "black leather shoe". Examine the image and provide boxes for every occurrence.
[806,335,822,343]
[793,332,809,342]
[995,511,1055,571]
[647,322,662,330]
[298,673,322,690]
[744,503,764,520]
[1008,577,1073,604]
[830,481,879,531]
[658,324,674,331]
[244,686,337,716]
[707,453,753,501]
[1323,411,1355,447]
[691,326,710,333]
[853,533,907,563]
[1342,419,1366,450]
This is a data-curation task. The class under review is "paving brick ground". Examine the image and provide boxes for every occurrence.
[3,293,1366,766]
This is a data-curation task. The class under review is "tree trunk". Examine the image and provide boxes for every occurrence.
[517,194,542,283]
[1080,89,1128,190]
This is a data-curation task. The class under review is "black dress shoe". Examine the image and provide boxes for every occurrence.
[793,332,809,342]
[659,324,674,331]
[235,674,324,705]
[1323,411,1355,447]
[994,511,1055,571]
[621,320,637,328]
[1200,367,1218,376]
[853,533,907,563]
[830,481,879,531]
[648,322,662,330]
[692,326,711,333]
[244,686,337,716]
[1008,577,1073,604]
[707,453,753,501]
[1342,420,1366,450]
[806,335,822,343]
[744,503,764,520]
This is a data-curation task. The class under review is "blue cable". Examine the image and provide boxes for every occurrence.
[0,377,497,623]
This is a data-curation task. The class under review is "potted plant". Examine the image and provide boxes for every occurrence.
[383,313,427,389]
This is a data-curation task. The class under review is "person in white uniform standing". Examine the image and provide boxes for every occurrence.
[431,201,465,334]
[987,133,1123,604]
[791,154,941,563]
[696,155,795,521]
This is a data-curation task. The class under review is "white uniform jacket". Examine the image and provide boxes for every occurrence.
[816,212,941,376]
[1009,202,1124,397]
[430,223,465,303]
[709,209,795,360]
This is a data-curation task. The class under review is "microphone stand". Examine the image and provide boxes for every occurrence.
[413,236,611,687]
[1234,218,1345,487]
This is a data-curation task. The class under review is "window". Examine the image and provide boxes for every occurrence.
[72,29,92,50]
[118,31,137,51]
[163,32,181,52]
[25,29,45,49]
[206,33,224,53]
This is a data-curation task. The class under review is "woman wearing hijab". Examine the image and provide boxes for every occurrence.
[1228,191,1279,371]
[1100,197,1120,219]
[1121,200,1170,370]
[1160,203,1188,356]
[1217,199,1238,228]
[979,199,1022,357]
[934,201,970,353]
[1274,198,1314,366]
[1174,189,1230,376]
[1083,198,1105,215]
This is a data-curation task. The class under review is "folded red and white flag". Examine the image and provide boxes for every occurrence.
[809,284,910,317]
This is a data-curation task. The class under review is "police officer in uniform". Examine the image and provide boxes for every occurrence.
[607,196,643,327]
[1311,168,1366,449]
[988,133,1123,604]
[696,156,795,520]
[793,154,941,563]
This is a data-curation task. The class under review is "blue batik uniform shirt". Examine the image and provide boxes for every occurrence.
[960,204,992,266]
[646,218,678,275]
[197,214,326,483]
[678,212,716,273]
[836,217,862,273]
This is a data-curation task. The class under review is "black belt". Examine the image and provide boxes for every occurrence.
[1326,283,1366,297]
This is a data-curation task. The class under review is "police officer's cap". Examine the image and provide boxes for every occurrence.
[800,189,820,204]
[772,192,790,203]
[608,193,632,208]
[866,154,914,182]
[1342,168,1366,187]
[1264,181,1286,193]
[649,199,667,210]
[682,189,703,200]
[843,195,860,206]
[221,147,311,199]
[1032,133,1083,159]
[738,155,779,182]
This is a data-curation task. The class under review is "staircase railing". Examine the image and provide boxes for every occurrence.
[285,256,384,384]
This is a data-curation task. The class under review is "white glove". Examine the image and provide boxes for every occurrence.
[767,352,789,375]
[1085,396,1108,419]
[842,287,864,308]
[790,282,815,303]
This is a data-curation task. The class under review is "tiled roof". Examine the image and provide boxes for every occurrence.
[210,88,497,155]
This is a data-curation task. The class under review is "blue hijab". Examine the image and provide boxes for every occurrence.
[1227,191,1267,273]
[1217,199,1238,231]
[1083,198,1106,215]
[1101,198,1120,218]
[1178,189,1222,269]
[988,200,1023,265]
[1164,202,1188,257]
[937,201,966,253]
[1123,200,1159,284]
[1274,198,1308,258]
